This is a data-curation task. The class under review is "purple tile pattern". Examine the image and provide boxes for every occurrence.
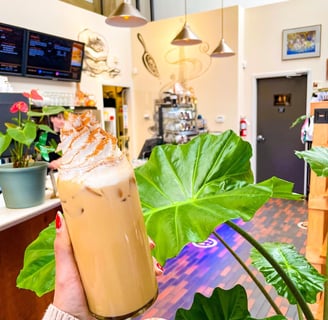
[136,199,308,320]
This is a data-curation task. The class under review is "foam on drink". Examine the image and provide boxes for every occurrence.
[57,111,158,319]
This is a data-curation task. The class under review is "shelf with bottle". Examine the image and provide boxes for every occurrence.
[155,102,198,144]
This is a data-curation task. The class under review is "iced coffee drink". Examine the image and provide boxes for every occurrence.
[57,111,158,319]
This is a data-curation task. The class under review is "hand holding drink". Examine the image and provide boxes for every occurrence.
[56,111,158,319]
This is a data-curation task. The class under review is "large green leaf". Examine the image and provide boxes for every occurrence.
[135,132,302,264]
[38,124,56,134]
[0,132,12,155]
[250,242,327,304]
[7,121,36,146]
[174,285,286,320]
[27,106,67,118]
[290,115,307,128]
[16,222,56,296]
[16,131,302,297]
[256,176,301,200]
[295,147,328,177]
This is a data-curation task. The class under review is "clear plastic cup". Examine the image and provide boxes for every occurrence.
[57,156,158,319]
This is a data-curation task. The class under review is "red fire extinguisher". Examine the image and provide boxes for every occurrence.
[240,117,247,137]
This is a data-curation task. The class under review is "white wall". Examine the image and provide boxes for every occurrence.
[130,7,240,157]
[243,0,328,153]
[152,0,287,20]
[131,0,328,159]
[1,0,133,127]
[1,0,328,161]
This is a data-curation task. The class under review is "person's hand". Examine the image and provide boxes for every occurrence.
[149,237,165,276]
[48,159,61,170]
[54,211,94,320]
[53,212,163,320]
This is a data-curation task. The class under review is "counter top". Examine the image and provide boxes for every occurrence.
[0,162,146,232]
[0,192,61,232]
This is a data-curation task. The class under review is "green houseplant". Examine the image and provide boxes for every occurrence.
[296,146,328,320]
[16,131,327,318]
[0,90,66,208]
[0,89,65,167]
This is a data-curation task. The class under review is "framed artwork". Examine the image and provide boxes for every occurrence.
[282,25,321,60]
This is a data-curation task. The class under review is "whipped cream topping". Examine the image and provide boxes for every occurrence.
[58,111,122,170]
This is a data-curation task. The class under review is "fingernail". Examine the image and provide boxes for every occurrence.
[56,211,62,230]
[156,262,164,273]
[149,239,155,249]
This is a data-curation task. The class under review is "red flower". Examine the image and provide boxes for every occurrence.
[23,89,43,101]
[10,101,29,113]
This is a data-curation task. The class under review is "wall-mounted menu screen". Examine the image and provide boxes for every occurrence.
[25,30,85,82]
[0,23,25,76]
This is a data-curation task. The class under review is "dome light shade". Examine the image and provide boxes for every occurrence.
[210,38,235,57]
[171,0,202,46]
[105,1,148,28]
[171,23,202,46]
[210,0,235,57]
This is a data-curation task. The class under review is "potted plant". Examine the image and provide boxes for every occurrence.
[0,89,66,208]
[16,131,327,319]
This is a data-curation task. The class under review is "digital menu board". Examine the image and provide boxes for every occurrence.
[0,23,25,76]
[25,30,84,82]
[0,22,85,82]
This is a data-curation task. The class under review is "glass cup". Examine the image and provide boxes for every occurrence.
[57,156,158,319]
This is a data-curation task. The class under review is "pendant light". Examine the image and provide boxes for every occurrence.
[105,0,148,28]
[171,0,202,46]
[210,0,235,57]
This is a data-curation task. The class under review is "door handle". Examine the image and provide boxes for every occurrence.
[257,134,265,142]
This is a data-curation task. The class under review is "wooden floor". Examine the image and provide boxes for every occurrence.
[135,198,309,320]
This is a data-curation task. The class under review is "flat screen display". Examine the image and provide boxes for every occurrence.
[25,30,84,82]
[0,23,25,76]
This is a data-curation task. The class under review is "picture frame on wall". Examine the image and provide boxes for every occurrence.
[282,25,321,60]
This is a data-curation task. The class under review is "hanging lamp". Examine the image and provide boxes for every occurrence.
[105,0,148,28]
[171,0,202,46]
[210,0,235,57]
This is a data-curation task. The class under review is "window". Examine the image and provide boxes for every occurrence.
[60,0,151,20]
[60,0,118,16]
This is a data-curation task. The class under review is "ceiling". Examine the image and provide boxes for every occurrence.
[153,0,288,21]
[60,0,288,21]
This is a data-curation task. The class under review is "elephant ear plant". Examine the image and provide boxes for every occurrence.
[296,146,328,320]
[16,131,326,319]
[296,147,328,177]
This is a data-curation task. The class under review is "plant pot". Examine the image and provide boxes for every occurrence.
[0,161,48,209]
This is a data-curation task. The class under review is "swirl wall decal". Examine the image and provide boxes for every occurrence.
[78,28,120,78]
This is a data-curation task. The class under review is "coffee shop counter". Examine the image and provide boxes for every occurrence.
[0,193,61,231]
[0,192,62,320]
